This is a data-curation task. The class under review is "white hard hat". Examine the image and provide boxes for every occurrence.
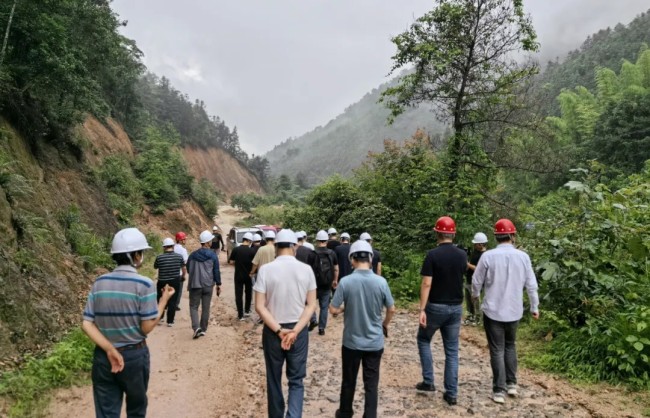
[275,229,297,244]
[110,228,152,254]
[294,232,303,241]
[472,232,489,244]
[253,233,262,242]
[316,230,329,241]
[360,232,372,241]
[199,230,214,244]
[264,230,276,239]
[327,227,337,235]
[349,240,373,260]
[212,226,219,231]
[162,237,175,247]
[303,242,315,250]
[242,232,254,241]
[340,232,350,239]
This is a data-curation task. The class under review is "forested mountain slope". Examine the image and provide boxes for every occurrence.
[264,82,447,185]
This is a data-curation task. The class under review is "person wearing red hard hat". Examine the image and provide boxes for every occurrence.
[471,218,539,405]
[416,216,467,406]
[173,231,189,311]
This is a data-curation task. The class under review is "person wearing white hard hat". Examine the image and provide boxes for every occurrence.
[327,227,341,250]
[210,226,226,255]
[251,233,263,256]
[313,230,339,335]
[334,233,352,284]
[254,229,317,418]
[173,232,189,311]
[301,231,315,251]
[330,240,396,418]
[187,230,222,339]
[229,232,255,320]
[250,230,276,277]
[360,232,382,276]
[464,232,488,326]
[82,228,175,418]
[154,238,185,326]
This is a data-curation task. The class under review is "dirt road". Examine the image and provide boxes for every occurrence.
[47,207,645,418]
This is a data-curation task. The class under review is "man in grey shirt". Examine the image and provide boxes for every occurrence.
[330,240,396,418]
[472,218,539,405]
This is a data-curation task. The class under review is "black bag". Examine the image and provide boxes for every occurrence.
[315,248,334,288]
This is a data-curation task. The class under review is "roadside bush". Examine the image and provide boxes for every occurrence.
[247,205,285,226]
[231,192,263,212]
[192,178,221,218]
[59,205,112,271]
[134,126,193,214]
[0,328,94,417]
[521,161,650,387]
[97,156,142,224]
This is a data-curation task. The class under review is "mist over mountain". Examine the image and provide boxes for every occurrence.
[264,81,447,186]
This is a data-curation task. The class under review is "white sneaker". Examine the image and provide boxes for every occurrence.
[507,384,518,397]
[492,393,506,404]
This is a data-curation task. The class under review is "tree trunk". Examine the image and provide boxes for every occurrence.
[0,0,17,69]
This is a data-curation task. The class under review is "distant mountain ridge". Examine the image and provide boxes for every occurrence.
[263,80,446,186]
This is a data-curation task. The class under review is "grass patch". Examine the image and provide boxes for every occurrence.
[0,328,94,417]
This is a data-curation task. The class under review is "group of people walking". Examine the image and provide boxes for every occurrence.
[81,215,538,417]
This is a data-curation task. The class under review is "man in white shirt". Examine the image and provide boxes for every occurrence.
[173,231,189,311]
[254,229,318,418]
[472,219,539,405]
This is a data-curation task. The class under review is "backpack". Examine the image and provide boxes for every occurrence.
[314,248,335,288]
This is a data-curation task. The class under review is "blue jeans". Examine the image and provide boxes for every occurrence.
[262,323,309,418]
[92,345,150,418]
[417,303,462,398]
[316,288,331,330]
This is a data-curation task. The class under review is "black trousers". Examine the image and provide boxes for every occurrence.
[338,345,384,418]
[156,278,180,324]
[234,276,252,318]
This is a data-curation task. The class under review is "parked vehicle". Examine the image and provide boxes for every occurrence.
[227,226,262,258]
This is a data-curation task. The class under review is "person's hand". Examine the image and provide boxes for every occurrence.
[332,281,338,289]
[382,324,388,338]
[107,347,124,373]
[281,330,296,350]
[161,284,175,300]
[419,310,427,328]
[182,273,188,282]
[532,311,540,320]
[216,286,221,297]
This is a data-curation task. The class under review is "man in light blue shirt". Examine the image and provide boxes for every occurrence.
[330,240,396,418]
[472,219,539,405]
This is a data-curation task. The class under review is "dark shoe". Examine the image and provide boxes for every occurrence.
[416,381,435,392]
[244,311,251,318]
[199,330,206,337]
[308,321,318,332]
[193,328,202,339]
[318,329,325,336]
[175,307,181,311]
[443,393,457,405]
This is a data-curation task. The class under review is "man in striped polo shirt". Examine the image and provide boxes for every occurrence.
[155,238,185,326]
[82,228,175,418]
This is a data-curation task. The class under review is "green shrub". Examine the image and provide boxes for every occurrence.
[97,156,142,224]
[192,178,221,217]
[384,252,424,303]
[247,205,285,226]
[59,206,112,271]
[231,192,263,212]
[0,328,94,417]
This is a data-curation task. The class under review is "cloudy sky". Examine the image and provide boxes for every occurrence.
[111,0,649,155]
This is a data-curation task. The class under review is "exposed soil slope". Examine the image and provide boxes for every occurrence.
[182,147,263,197]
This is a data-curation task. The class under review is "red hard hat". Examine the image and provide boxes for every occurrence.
[433,216,456,233]
[494,219,516,234]
[175,231,187,242]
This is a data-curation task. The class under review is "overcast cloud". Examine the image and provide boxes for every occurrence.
[111,0,649,155]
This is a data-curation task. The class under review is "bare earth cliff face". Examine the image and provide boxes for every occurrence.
[0,116,255,365]
[182,147,263,196]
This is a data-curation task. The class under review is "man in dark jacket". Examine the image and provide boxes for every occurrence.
[229,232,255,320]
[188,230,222,339]
[210,226,226,254]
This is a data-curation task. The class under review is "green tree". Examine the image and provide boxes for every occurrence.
[381,0,539,174]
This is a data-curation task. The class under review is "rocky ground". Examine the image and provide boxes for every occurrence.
[45,207,647,418]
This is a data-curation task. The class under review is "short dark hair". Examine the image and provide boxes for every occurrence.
[351,251,372,262]
[495,234,513,243]
[112,251,142,266]
[275,242,293,249]
[436,232,455,240]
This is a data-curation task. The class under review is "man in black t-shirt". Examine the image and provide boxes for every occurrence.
[326,227,341,250]
[210,226,225,254]
[415,216,467,406]
[465,232,488,326]
[228,232,255,320]
[334,233,352,282]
